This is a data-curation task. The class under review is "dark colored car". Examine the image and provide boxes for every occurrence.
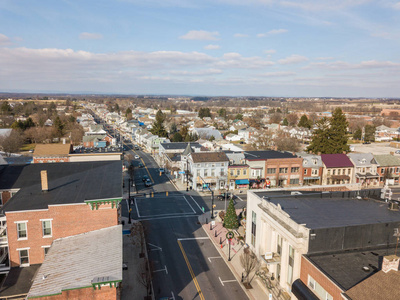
[144,179,152,187]
[138,162,144,168]
[217,193,233,201]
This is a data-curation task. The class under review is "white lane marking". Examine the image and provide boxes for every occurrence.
[139,212,196,218]
[171,291,175,300]
[183,196,196,213]
[219,277,224,286]
[152,265,168,274]
[208,256,222,263]
[165,265,168,275]
[219,277,237,286]
[177,237,209,241]
[189,195,203,211]
[134,198,141,217]
[147,243,162,251]
[236,196,244,202]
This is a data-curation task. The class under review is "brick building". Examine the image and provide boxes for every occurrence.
[373,154,400,186]
[33,143,73,163]
[0,161,122,299]
[321,154,354,185]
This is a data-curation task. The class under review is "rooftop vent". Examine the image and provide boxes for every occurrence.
[389,201,399,211]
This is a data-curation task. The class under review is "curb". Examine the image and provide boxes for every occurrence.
[201,223,255,300]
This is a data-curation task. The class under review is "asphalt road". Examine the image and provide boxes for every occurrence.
[122,144,248,300]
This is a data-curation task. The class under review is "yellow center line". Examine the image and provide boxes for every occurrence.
[122,140,155,183]
[177,240,205,300]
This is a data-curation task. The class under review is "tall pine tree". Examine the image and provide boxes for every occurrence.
[307,108,349,154]
[150,110,168,137]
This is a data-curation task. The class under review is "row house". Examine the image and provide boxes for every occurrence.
[246,188,400,300]
[348,153,380,187]
[244,151,303,188]
[297,153,323,185]
[0,161,122,299]
[321,154,354,185]
[33,143,73,163]
[186,151,229,191]
[374,154,400,185]
[83,133,114,148]
[159,142,203,172]
[226,152,249,190]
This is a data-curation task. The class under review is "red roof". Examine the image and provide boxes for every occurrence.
[321,154,354,168]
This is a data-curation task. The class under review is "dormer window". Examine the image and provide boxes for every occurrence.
[312,159,317,165]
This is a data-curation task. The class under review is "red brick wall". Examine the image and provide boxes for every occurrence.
[36,285,118,300]
[300,256,343,300]
[33,157,69,163]
[1,191,11,206]
[265,157,304,185]
[6,203,118,267]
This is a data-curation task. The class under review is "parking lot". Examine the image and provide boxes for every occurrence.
[350,142,400,155]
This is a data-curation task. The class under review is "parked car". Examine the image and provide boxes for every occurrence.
[142,175,149,182]
[144,178,152,187]
[396,150,400,154]
[135,155,140,159]
[138,162,144,168]
[217,193,233,201]
[159,168,165,174]
[134,145,140,150]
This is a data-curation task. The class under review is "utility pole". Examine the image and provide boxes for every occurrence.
[128,178,131,224]
[186,158,189,192]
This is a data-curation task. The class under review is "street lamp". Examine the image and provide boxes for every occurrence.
[128,178,133,224]
[227,231,234,261]
[224,184,229,212]
[186,158,189,192]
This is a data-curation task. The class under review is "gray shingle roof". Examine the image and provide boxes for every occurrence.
[373,154,400,167]
[27,225,122,298]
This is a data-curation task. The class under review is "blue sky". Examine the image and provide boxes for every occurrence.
[1,0,400,97]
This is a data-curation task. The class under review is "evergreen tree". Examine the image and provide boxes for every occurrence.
[171,132,183,142]
[353,128,362,140]
[282,118,288,126]
[218,108,227,118]
[223,199,239,229]
[364,125,376,142]
[54,116,64,137]
[125,108,132,119]
[169,122,178,135]
[298,115,312,129]
[150,110,168,137]
[235,113,243,120]
[180,125,189,140]
[198,108,211,119]
[307,108,350,154]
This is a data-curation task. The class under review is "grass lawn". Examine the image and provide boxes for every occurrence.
[20,143,36,151]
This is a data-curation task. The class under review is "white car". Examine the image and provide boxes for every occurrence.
[134,155,140,159]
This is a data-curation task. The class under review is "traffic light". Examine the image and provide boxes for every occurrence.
[212,204,216,208]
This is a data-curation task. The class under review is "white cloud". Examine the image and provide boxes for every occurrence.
[394,2,400,9]
[264,49,276,54]
[260,71,295,77]
[0,33,11,46]
[315,56,334,60]
[79,32,103,40]
[217,52,275,68]
[257,29,288,37]
[169,68,223,76]
[179,30,220,40]
[204,44,220,50]
[278,54,308,64]
[305,60,400,70]
[234,33,248,38]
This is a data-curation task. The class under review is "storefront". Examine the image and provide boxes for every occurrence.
[235,179,249,190]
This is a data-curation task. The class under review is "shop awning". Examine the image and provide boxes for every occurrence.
[236,179,249,185]
[303,176,320,180]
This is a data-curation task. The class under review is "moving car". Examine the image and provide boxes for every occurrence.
[134,155,140,159]
[217,193,233,201]
[144,178,152,187]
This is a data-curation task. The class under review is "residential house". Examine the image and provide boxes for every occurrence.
[238,127,257,143]
[85,124,107,136]
[83,134,114,148]
[225,133,242,142]
[297,153,323,185]
[0,161,122,299]
[225,152,249,190]
[159,142,204,174]
[191,127,223,140]
[321,154,354,185]
[246,188,398,300]
[348,153,379,187]
[374,154,400,185]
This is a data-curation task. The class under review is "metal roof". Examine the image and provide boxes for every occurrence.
[27,225,122,298]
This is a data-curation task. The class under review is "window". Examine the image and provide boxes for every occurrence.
[332,169,336,175]
[291,167,299,173]
[196,164,200,167]
[279,167,288,174]
[277,235,282,255]
[337,169,341,175]
[381,168,385,174]
[43,246,50,256]
[312,169,318,176]
[230,170,234,176]
[290,178,299,185]
[251,169,261,177]
[211,164,215,167]
[312,159,318,165]
[308,275,333,300]
[17,222,27,239]
[211,169,215,177]
[220,168,225,176]
[304,169,307,175]
[42,220,52,237]
[197,170,200,177]
[243,169,247,175]
[327,170,331,175]
[19,249,29,266]
[287,245,294,285]
[236,170,240,176]
[204,169,208,177]
[251,211,256,247]
[267,168,276,174]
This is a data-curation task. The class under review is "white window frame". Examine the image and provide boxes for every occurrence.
[17,247,30,267]
[41,219,53,238]
[15,221,28,240]
[42,245,51,256]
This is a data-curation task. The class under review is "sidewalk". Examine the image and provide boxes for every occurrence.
[199,212,269,300]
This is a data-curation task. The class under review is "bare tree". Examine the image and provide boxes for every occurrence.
[248,131,272,150]
[269,113,282,124]
[274,131,301,152]
[240,249,259,285]
[0,129,25,156]
[286,113,299,127]
[130,222,145,257]
[136,258,153,299]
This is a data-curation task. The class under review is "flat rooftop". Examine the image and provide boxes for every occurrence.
[254,189,400,229]
[0,264,41,298]
[0,160,122,212]
[307,246,397,291]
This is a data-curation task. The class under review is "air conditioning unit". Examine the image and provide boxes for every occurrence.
[388,201,399,211]
[265,252,273,259]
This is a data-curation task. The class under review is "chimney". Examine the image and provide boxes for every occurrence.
[382,255,400,273]
[41,170,49,192]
